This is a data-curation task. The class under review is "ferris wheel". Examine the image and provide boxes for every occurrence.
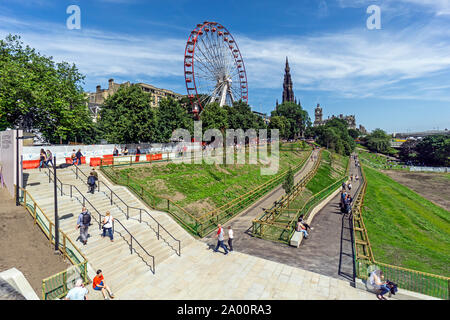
[184,21,248,116]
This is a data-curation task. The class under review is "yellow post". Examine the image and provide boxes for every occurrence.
[33,202,37,225]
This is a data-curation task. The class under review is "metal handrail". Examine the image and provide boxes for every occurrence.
[45,167,156,273]
[71,165,181,256]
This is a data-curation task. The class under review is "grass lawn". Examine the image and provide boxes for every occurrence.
[357,149,407,171]
[362,165,450,277]
[287,150,348,212]
[115,149,311,217]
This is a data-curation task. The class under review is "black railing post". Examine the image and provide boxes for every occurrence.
[157,224,160,240]
[127,207,129,220]
[110,190,113,205]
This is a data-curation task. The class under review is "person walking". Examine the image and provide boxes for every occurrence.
[227,226,234,252]
[213,224,229,255]
[76,149,83,165]
[45,150,53,167]
[71,149,77,165]
[92,270,114,300]
[135,146,141,162]
[113,147,119,157]
[101,211,114,242]
[87,172,97,194]
[39,149,47,171]
[91,167,98,180]
[76,207,91,245]
[64,279,88,300]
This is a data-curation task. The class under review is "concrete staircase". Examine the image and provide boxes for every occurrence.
[23,165,195,299]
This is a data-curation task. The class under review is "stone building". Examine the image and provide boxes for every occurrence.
[313,104,357,130]
[87,79,183,121]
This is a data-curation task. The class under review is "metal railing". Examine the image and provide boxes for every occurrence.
[17,187,89,300]
[44,166,156,274]
[351,156,450,299]
[71,165,181,256]
[100,149,313,237]
[252,150,351,244]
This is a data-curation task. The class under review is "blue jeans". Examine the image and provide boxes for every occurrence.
[102,227,113,240]
[379,284,390,296]
[45,159,53,167]
[39,160,46,168]
[214,240,228,254]
[300,229,308,238]
[77,158,82,165]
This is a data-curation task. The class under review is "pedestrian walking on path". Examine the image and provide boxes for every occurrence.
[39,149,47,171]
[64,279,88,300]
[76,149,83,165]
[214,224,229,255]
[227,226,234,252]
[87,172,97,194]
[101,211,114,242]
[93,270,115,300]
[76,207,91,245]
[45,150,53,167]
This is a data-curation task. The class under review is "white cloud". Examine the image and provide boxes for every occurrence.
[1,11,449,102]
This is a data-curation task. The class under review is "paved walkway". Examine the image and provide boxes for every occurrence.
[202,149,320,246]
[201,152,362,283]
[117,239,377,300]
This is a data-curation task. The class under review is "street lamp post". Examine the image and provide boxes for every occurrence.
[53,156,59,253]
[15,129,27,206]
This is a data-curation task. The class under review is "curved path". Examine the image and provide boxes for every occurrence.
[203,151,362,283]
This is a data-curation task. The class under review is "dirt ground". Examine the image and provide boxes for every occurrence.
[0,187,71,299]
[381,170,450,211]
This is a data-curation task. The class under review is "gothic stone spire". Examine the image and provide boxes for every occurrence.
[282,57,295,103]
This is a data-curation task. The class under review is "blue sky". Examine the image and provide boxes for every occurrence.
[1,0,450,133]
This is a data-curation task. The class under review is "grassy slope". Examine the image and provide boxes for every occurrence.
[118,149,310,215]
[288,150,348,210]
[362,165,450,276]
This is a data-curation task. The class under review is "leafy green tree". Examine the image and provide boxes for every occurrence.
[348,128,360,139]
[0,34,96,144]
[269,115,290,139]
[313,118,355,155]
[154,97,193,143]
[415,135,450,167]
[365,128,391,154]
[271,101,310,139]
[282,165,294,194]
[201,102,229,135]
[98,84,156,143]
[399,139,418,163]
[225,100,267,131]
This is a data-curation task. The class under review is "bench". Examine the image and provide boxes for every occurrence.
[290,231,304,248]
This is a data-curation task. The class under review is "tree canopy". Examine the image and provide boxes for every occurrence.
[311,118,356,156]
[0,34,96,144]
[270,101,310,139]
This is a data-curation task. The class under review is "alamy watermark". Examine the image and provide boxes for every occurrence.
[366,4,381,30]
[66,5,81,30]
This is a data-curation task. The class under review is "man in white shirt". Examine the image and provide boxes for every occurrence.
[64,279,88,300]
[213,224,229,255]
[227,226,234,252]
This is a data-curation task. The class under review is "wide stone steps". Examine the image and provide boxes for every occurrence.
[24,166,192,288]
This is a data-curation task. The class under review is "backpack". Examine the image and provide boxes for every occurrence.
[88,176,95,185]
[82,212,91,225]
